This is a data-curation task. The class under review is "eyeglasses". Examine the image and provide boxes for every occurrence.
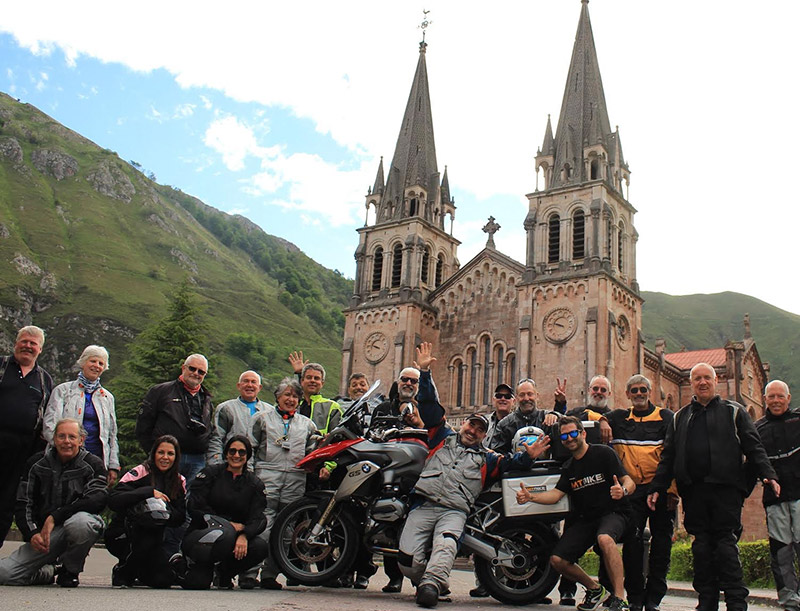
[559,430,581,441]
[591,386,609,393]
[227,448,247,457]
[187,365,207,376]
[494,392,514,400]
[400,376,419,385]
[629,387,649,395]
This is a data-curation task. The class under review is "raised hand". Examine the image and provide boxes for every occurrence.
[413,342,437,371]
[554,378,567,404]
[522,435,551,460]
[288,351,308,374]
[516,481,532,505]
[610,474,625,500]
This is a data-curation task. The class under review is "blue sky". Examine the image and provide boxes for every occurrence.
[2,1,800,320]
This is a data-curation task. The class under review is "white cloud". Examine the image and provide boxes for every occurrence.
[174,102,195,118]
[6,68,13,79]
[203,115,274,172]
[199,95,212,110]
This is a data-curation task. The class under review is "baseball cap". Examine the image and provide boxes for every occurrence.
[466,413,490,432]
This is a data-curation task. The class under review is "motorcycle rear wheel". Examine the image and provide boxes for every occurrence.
[473,520,560,605]
[270,496,360,585]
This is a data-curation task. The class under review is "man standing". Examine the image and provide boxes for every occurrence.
[135,353,213,486]
[566,375,614,443]
[288,352,342,436]
[399,343,545,608]
[490,378,558,453]
[604,375,676,611]
[517,416,635,611]
[649,363,779,611]
[755,380,800,611]
[0,325,54,547]
[206,370,269,465]
[0,418,107,586]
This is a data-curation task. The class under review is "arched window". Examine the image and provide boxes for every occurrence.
[455,360,464,407]
[469,348,477,406]
[421,247,430,284]
[409,198,418,216]
[482,337,491,405]
[548,214,560,263]
[496,346,505,386]
[508,353,516,387]
[590,158,600,180]
[606,218,613,260]
[435,254,444,287]
[618,221,624,271]
[572,210,585,259]
[371,247,383,291]
[391,243,402,288]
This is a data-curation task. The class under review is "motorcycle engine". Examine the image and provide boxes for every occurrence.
[370,497,407,522]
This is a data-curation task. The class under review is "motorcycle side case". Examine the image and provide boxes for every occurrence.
[501,462,571,519]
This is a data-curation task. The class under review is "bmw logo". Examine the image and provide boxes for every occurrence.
[361,464,371,474]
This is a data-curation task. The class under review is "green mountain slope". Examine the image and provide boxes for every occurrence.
[641,291,800,394]
[0,92,350,399]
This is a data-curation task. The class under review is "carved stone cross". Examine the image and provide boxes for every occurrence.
[482,216,501,248]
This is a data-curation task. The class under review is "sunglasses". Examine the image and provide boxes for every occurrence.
[495,392,514,400]
[559,430,581,441]
[187,365,207,376]
[227,448,247,457]
[590,386,608,393]
[629,387,649,395]
[400,376,419,384]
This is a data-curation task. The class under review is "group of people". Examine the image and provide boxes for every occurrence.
[0,326,798,611]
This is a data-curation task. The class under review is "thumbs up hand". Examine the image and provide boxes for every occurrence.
[516,481,532,505]
[610,474,626,500]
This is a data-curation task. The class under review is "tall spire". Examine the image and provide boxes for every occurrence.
[371,156,385,195]
[550,0,613,188]
[381,40,439,214]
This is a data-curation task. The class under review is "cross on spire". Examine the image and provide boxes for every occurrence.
[482,216,501,249]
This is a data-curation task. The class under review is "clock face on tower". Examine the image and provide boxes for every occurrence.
[364,331,389,364]
[543,307,577,344]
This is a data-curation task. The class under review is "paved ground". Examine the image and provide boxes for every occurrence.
[0,542,780,610]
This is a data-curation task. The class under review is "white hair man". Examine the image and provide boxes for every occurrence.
[0,325,54,547]
[755,380,800,611]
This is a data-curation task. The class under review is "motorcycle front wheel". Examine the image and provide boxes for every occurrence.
[473,520,560,605]
[270,496,360,585]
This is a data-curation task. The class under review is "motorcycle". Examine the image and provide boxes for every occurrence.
[270,381,568,604]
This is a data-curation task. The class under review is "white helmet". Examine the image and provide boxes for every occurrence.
[512,426,545,453]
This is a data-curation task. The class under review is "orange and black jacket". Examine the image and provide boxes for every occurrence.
[605,402,673,494]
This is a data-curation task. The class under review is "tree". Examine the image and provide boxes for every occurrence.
[114,280,210,466]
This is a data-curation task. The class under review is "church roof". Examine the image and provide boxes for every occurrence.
[440,166,451,204]
[540,114,554,155]
[664,348,727,370]
[382,41,439,204]
[550,0,613,187]
[372,156,385,195]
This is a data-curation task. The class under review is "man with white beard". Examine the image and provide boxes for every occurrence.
[565,375,614,444]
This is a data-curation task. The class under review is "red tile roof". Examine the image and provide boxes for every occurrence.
[664,348,726,370]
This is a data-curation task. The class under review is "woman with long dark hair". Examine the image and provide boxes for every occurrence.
[181,434,268,589]
[105,435,186,588]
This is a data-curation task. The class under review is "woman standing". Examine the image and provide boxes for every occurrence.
[43,345,119,484]
[105,435,186,588]
[182,435,268,589]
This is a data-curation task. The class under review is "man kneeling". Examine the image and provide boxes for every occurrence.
[517,416,635,611]
[0,418,107,587]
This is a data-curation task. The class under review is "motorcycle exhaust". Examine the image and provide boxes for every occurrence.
[462,534,527,569]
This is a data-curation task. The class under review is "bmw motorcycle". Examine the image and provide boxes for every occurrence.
[270,382,568,604]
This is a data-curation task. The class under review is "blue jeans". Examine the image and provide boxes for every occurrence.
[164,452,206,556]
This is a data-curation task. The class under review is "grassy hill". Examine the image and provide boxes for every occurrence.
[641,291,800,394]
[0,92,351,400]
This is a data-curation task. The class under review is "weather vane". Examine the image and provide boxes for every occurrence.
[419,9,432,43]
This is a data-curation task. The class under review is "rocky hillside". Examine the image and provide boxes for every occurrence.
[0,92,351,398]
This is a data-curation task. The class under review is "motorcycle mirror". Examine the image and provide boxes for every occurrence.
[400,403,414,419]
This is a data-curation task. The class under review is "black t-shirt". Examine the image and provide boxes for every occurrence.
[0,357,53,435]
[556,443,630,519]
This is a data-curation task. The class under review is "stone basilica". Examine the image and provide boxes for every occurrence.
[339,0,769,456]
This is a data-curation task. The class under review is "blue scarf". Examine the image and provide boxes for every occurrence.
[78,371,102,394]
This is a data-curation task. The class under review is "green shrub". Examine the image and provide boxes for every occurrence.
[577,540,774,588]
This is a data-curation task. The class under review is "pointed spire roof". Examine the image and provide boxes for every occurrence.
[550,0,613,187]
[440,165,451,205]
[382,41,439,210]
[372,156,385,195]
[540,114,554,155]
